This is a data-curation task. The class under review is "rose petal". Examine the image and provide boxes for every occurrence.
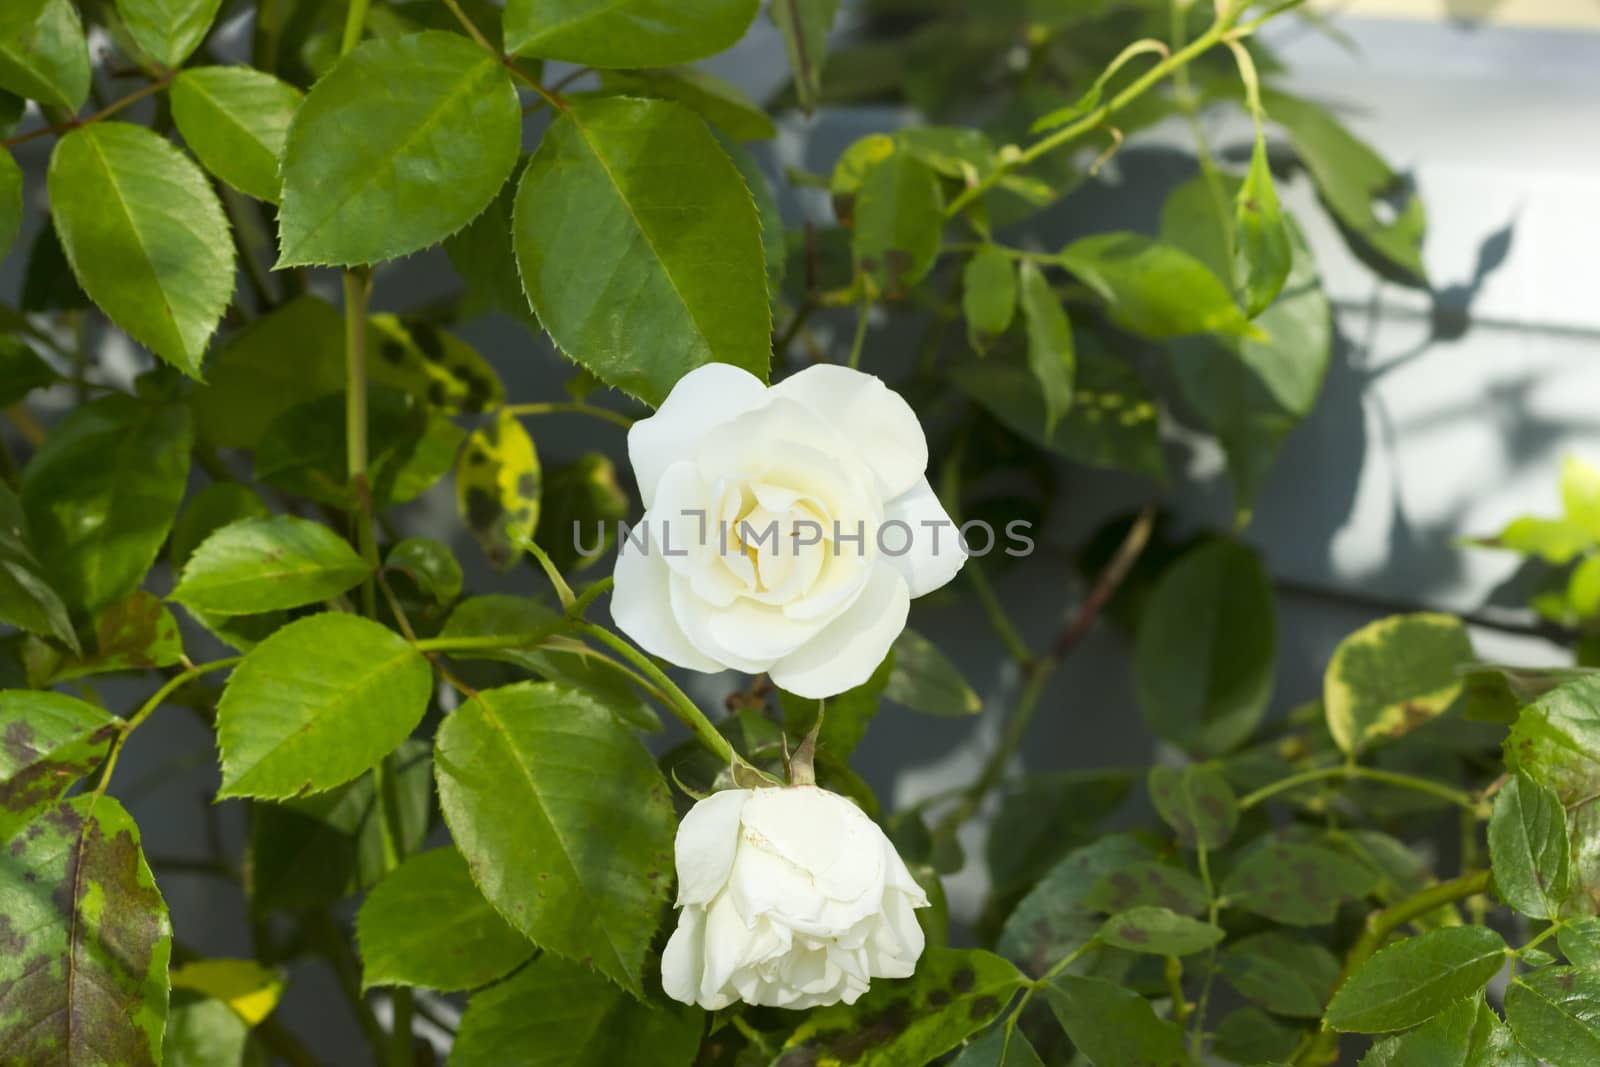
[610,535,725,673]
[770,566,910,699]
[669,574,773,673]
[661,906,708,1007]
[675,788,751,906]
[882,476,967,598]
[771,364,929,499]
[629,363,769,507]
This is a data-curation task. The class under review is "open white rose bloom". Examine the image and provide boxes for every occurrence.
[663,785,929,1010]
[611,361,966,699]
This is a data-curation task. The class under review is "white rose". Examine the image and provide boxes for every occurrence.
[611,362,966,699]
[662,785,929,1010]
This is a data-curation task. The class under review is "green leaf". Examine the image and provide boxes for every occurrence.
[1324,612,1474,756]
[0,335,58,408]
[434,682,676,993]
[1044,974,1191,1067]
[885,629,981,716]
[539,453,632,573]
[216,613,432,799]
[169,483,272,570]
[456,410,540,570]
[1264,89,1426,282]
[770,0,840,115]
[720,136,786,302]
[385,537,463,606]
[1507,967,1600,1066]
[1147,763,1239,849]
[513,96,771,405]
[116,0,223,67]
[1214,1007,1305,1065]
[962,245,1017,351]
[1568,556,1600,618]
[1488,515,1594,564]
[779,948,1025,1066]
[596,67,774,141]
[0,691,118,828]
[168,958,283,1026]
[35,589,184,685]
[1560,917,1600,969]
[1017,260,1075,434]
[276,31,521,266]
[48,122,234,376]
[0,147,19,261]
[0,796,172,1064]
[1221,839,1379,926]
[163,994,251,1067]
[0,480,78,652]
[451,953,703,1067]
[504,0,759,67]
[996,834,1156,976]
[20,394,192,613]
[1222,931,1341,1018]
[1094,906,1222,956]
[1135,538,1276,754]
[853,150,943,298]
[445,176,542,329]
[172,66,303,203]
[950,1024,1047,1067]
[1507,675,1600,914]
[1490,771,1572,919]
[1327,926,1508,1033]
[1363,997,1535,1067]
[1236,132,1292,317]
[1060,232,1253,339]
[1081,861,1208,916]
[357,846,533,993]
[172,515,370,615]
[1562,456,1600,539]
[0,0,89,112]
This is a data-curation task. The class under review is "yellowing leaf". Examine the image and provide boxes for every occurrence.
[170,959,285,1026]
[456,411,541,570]
[1323,612,1474,756]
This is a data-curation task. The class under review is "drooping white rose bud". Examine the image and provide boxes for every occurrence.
[661,785,929,1010]
[610,362,966,699]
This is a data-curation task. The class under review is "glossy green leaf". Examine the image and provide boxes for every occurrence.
[1017,259,1074,433]
[0,795,172,1064]
[1222,931,1341,1018]
[20,394,192,613]
[1490,771,1571,919]
[1560,917,1600,969]
[0,148,19,261]
[1135,538,1276,754]
[1148,763,1239,849]
[1506,967,1600,1066]
[277,31,520,266]
[1094,906,1222,956]
[1236,132,1292,317]
[504,0,759,67]
[384,537,462,606]
[1327,926,1508,1033]
[451,953,703,1067]
[1221,839,1379,925]
[1324,612,1473,756]
[216,613,432,799]
[172,515,370,615]
[357,846,533,993]
[597,67,774,141]
[514,96,771,405]
[885,628,981,716]
[169,484,272,571]
[36,589,184,685]
[1507,675,1600,914]
[770,0,840,115]
[1044,974,1191,1067]
[0,0,90,112]
[780,948,1025,1066]
[996,834,1156,976]
[172,66,303,203]
[962,245,1017,351]
[48,123,234,376]
[456,410,540,570]
[434,682,676,993]
[1081,861,1208,916]
[1363,997,1535,1067]
[854,150,943,298]
[117,0,223,67]
[1060,232,1253,339]
[0,480,78,652]
[0,690,117,828]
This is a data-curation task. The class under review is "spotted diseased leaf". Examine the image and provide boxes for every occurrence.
[997,834,1157,978]
[1489,771,1572,919]
[434,683,677,994]
[1044,974,1190,1067]
[1235,131,1292,317]
[171,66,303,204]
[369,315,504,415]
[504,0,759,67]
[1148,763,1239,850]
[1324,613,1474,756]
[276,31,521,267]
[0,691,118,829]
[1506,967,1600,1066]
[116,0,224,67]
[1081,861,1208,917]
[853,149,944,299]
[0,0,90,112]
[962,245,1017,352]
[1221,839,1379,926]
[776,948,1025,1067]
[513,96,771,405]
[1060,232,1254,339]
[1094,906,1222,956]
[47,123,235,376]
[1222,931,1341,1018]
[456,410,540,570]
[0,481,78,653]
[0,796,172,1065]
[1327,926,1508,1033]
[171,515,370,616]
[31,589,184,685]
[216,613,432,800]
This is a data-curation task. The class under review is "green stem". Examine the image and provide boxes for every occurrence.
[340,0,369,54]
[965,562,1034,666]
[1238,763,1481,813]
[343,270,379,617]
[502,402,634,430]
[846,297,871,369]
[93,659,241,801]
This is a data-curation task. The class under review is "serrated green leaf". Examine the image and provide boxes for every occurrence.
[434,682,676,994]
[357,846,533,993]
[770,0,840,115]
[1222,931,1341,1018]
[1095,906,1221,956]
[456,410,540,571]
[597,67,774,141]
[1490,771,1572,919]
[1018,259,1074,434]
[1506,967,1600,1065]
[720,135,785,302]
[1506,675,1600,914]
[172,515,370,615]
[0,691,118,828]
[962,245,1017,351]
[504,0,758,67]
[1236,131,1292,317]
[20,394,192,613]
[854,150,943,298]
[0,795,172,1064]
[513,96,771,405]
[1136,538,1276,754]
[0,480,78,652]
[0,147,19,261]
[1060,232,1253,339]
[1324,612,1473,756]
[1327,926,1508,1033]
[950,1024,1047,1067]
[1148,763,1239,849]
[216,613,432,799]
[884,629,980,717]
[1082,861,1208,916]
[277,31,520,266]
[48,123,234,376]
[1221,839,1378,926]
[172,66,303,203]
[35,589,184,685]
[1044,974,1191,1067]
[1561,917,1600,969]
[451,953,703,1067]
[116,0,223,67]
[1362,997,1535,1067]
[384,537,462,606]
[0,0,89,112]
[169,484,271,571]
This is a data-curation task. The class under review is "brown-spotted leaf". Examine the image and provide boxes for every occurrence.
[0,692,119,830]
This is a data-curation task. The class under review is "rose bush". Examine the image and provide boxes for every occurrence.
[612,362,965,698]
